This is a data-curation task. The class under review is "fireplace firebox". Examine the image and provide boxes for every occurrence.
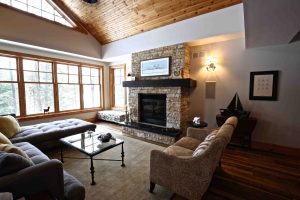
[139,94,166,126]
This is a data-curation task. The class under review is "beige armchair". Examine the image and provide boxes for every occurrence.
[149,116,238,200]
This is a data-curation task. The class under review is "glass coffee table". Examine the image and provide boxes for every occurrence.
[59,131,125,185]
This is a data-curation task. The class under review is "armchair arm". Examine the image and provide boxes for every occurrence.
[150,150,211,183]
[0,159,64,200]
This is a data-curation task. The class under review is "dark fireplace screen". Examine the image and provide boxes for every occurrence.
[139,94,166,126]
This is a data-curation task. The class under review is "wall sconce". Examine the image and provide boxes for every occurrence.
[205,56,216,72]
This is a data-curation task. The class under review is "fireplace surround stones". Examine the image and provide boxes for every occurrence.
[122,43,194,145]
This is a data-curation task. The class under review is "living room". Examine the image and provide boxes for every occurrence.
[0,0,299,199]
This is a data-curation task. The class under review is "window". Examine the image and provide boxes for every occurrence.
[57,63,80,111]
[0,55,20,115]
[23,59,54,115]
[82,66,101,109]
[110,65,126,109]
[0,51,103,118]
[0,0,75,27]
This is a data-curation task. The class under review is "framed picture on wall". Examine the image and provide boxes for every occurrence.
[140,57,170,77]
[249,70,279,101]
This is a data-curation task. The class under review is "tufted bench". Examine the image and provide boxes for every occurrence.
[10,118,96,146]
[97,110,126,124]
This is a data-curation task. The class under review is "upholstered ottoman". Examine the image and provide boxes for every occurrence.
[97,110,126,123]
[10,119,96,147]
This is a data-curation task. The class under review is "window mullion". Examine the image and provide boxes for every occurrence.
[109,68,115,109]
[18,57,26,117]
[53,62,59,113]
[79,65,84,110]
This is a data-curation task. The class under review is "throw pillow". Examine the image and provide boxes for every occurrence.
[0,115,21,138]
[0,151,33,177]
[0,144,30,160]
[192,131,217,157]
[204,130,218,142]
[0,132,12,144]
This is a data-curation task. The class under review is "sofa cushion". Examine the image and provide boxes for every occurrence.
[0,151,33,176]
[164,145,193,157]
[192,131,217,157]
[64,171,85,200]
[174,137,201,151]
[0,132,12,144]
[14,142,49,164]
[10,118,96,144]
[0,115,21,138]
[0,143,30,160]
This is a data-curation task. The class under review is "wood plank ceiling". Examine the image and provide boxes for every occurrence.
[57,0,242,44]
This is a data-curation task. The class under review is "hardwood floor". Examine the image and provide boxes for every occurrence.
[99,122,300,200]
[176,147,300,200]
[207,147,300,200]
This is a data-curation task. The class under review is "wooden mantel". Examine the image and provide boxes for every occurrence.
[122,78,197,88]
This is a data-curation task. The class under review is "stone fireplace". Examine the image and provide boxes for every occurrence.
[123,43,195,145]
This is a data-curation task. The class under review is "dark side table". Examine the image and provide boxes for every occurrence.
[216,114,257,148]
[188,121,208,128]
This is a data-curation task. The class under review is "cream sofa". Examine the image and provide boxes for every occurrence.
[149,116,238,200]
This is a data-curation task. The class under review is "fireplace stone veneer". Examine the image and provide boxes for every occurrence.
[122,43,192,145]
[123,87,190,145]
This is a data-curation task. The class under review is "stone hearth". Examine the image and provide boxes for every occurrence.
[123,43,193,145]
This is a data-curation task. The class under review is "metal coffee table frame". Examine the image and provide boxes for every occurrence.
[59,134,125,185]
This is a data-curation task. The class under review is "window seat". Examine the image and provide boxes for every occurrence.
[97,110,126,124]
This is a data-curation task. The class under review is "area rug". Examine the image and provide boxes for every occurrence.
[48,123,174,200]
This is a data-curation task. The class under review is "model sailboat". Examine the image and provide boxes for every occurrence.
[220,93,250,118]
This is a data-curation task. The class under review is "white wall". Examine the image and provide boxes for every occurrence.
[190,38,300,148]
[0,5,102,59]
[0,41,107,66]
[102,4,244,59]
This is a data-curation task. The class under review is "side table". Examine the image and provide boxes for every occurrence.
[188,121,208,128]
[216,114,257,148]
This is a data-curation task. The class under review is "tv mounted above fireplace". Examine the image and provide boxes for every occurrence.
[139,94,166,126]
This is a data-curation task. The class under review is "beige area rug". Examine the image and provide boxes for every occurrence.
[48,124,174,200]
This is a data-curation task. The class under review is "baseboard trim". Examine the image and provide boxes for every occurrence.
[252,141,300,158]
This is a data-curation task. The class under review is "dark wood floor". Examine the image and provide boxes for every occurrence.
[100,122,300,200]
[172,147,300,200]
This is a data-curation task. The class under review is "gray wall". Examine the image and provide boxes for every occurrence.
[190,38,300,148]
[0,5,101,58]
[243,0,300,48]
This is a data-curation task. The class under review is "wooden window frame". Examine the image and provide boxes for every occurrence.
[56,63,81,112]
[0,1,87,34]
[0,54,20,116]
[22,58,54,115]
[81,66,103,109]
[109,64,126,110]
[0,50,104,122]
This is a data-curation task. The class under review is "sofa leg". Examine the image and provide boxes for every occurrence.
[149,182,155,193]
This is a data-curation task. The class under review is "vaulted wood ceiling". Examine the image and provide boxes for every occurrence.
[57,0,242,45]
